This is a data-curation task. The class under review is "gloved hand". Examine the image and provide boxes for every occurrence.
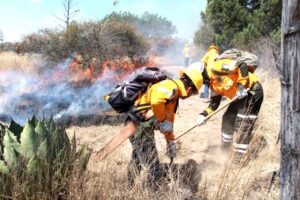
[159,120,173,133]
[166,140,176,158]
[197,114,206,126]
[236,84,248,99]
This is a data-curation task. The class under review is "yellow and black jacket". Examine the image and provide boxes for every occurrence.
[202,58,259,116]
[133,79,188,123]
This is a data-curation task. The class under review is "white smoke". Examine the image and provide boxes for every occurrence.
[0,59,114,125]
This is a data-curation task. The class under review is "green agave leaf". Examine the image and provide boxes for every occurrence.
[70,133,77,162]
[35,121,49,140]
[52,127,70,152]
[55,144,72,176]
[45,116,56,134]
[20,121,40,159]
[47,127,70,165]
[26,154,47,173]
[77,145,91,172]
[37,138,49,161]
[29,115,39,128]
[0,160,9,174]
[3,129,20,168]
[8,118,23,142]
[0,123,5,160]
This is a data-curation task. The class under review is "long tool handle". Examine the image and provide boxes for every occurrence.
[93,121,137,161]
[174,96,238,140]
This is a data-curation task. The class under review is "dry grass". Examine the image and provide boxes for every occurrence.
[0,52,44,73]
[0,50,281,199]
[65,69,280,199]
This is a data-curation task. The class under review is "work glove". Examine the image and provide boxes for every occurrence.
[159,120,173,133]
[197,114,206,126]
[166,140,177,158]
[236,84,248,99]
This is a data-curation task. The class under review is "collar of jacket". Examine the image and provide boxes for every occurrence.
[174,79,188,97]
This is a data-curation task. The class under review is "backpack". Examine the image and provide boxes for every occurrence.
[216,49,259,72]
[106,66,168,113]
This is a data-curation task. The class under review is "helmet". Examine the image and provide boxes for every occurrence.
[208,45,219,53]
[179,68,203,93]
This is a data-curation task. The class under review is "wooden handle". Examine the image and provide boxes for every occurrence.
[93,121,137,161]
[92,110,154,162]
[174,96,238,140]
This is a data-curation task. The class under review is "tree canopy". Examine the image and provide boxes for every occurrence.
[19,11,177,62]
[104,11,177,39]
[194,0,282,49]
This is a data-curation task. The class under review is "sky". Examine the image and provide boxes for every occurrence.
[0,0,207,42]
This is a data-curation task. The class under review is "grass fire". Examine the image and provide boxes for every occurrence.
[0,0,297,200]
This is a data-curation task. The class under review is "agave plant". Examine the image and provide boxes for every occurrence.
[0,116,91,199]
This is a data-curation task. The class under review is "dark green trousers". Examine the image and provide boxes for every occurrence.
[221,82,264,154]
[127,118,161,188]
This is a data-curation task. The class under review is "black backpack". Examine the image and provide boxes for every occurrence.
[107,67,168,113]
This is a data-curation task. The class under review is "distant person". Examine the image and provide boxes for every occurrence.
[182,43,191,67]
[15,44,23,55]
[200,45,220,103]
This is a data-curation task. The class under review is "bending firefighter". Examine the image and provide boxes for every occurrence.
[197,56,264,161]
[126,69,203,188]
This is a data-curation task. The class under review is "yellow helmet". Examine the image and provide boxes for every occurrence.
[179,68,203,93]
[208,45,219,53]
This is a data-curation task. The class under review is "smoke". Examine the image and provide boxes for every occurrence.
[0,59,114,125]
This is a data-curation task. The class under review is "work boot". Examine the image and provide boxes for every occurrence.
[233,152,245,164]
[220,140,232,152]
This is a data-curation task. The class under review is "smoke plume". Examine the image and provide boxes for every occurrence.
[0,59,113,125]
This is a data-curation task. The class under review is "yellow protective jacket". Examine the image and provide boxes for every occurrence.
[201,48,219,69]
[202,58,259,116]
[134,79,188,123]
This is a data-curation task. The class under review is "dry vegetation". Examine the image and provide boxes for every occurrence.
[66,69,280,199]
[0,51,280,199]
[0,52,44,73]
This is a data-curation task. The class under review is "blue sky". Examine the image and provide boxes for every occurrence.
[0,0,207,42]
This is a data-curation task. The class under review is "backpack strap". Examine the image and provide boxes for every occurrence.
[166,78,180,113]
[133,78,180,118]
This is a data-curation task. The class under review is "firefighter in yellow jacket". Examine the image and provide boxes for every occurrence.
[127,68,203,188]
[200,45,220,102]
[197,58,264,161]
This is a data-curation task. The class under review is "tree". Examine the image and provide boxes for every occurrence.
[194,0,282,49]
[21,20,149,62]
[280,0,300,199]
[54,0,79,30]
[104,11,177,39]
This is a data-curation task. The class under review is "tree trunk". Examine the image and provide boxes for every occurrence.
[280,0,300,199]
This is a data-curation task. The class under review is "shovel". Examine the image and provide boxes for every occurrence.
[175,96,238,140]
[91,110,154,162]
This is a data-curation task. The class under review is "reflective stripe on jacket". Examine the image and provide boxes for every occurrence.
[134,79,188,123]
[208,58,259,99]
